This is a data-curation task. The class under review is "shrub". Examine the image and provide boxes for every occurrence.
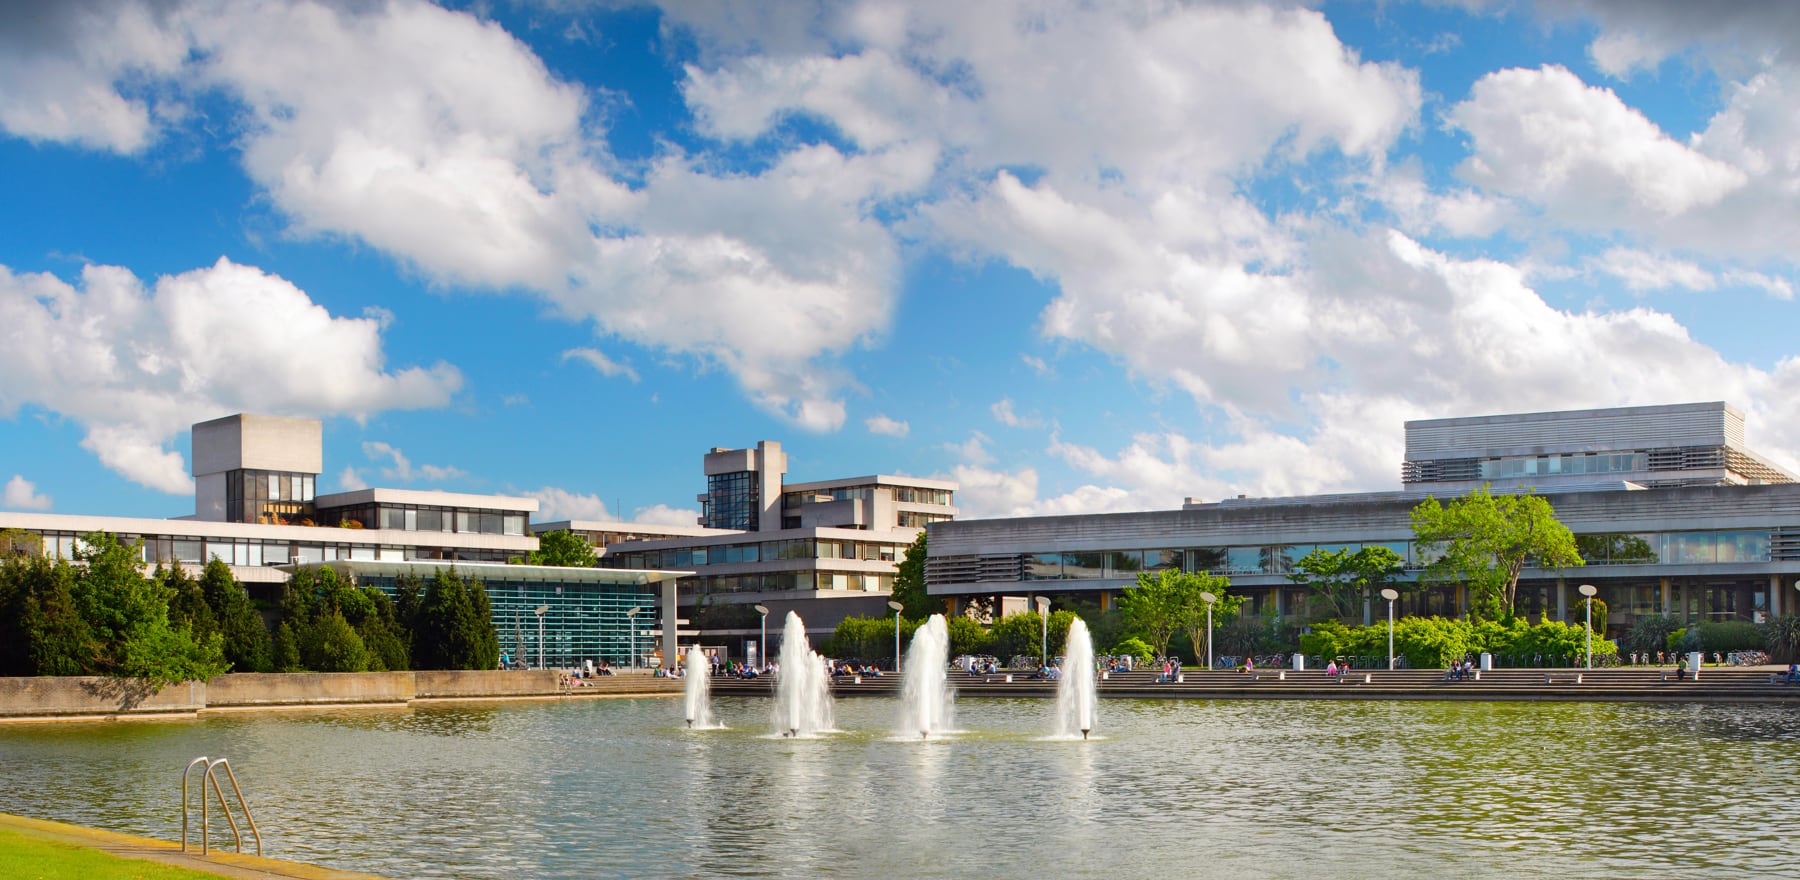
[1690,621,1762,654]
[1762,614,1800,664]
[1111,637,1154,665]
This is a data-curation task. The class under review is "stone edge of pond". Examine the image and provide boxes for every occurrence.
[0,812,388,880]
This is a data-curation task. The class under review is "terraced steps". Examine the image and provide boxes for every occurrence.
[707,667,1800,703]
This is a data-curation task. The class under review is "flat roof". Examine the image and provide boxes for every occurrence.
[534,519,733,538]
[280,559,690,585]
[314,488,539,512]
[783,474,958,493]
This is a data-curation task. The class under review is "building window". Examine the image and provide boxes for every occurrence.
[707,471,758,531]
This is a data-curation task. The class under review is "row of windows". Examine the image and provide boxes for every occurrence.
[1020,530,1778,580]
[783,486,955,509]
[225,469,318,524]
[1481,453,1648,479]
[318,503,526,536]
[25,531,510,566]
[897,512,954,528]
[683,571,895,595]
[607,538,901,570]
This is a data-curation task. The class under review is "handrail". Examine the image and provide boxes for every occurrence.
[179,756,263,857]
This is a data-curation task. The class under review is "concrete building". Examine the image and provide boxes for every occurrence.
[1403,401,1795,494]
[0,414,688,669]
[540,440,958,660]
[927,402,1800,640]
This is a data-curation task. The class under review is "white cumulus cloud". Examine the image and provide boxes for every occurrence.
[0,258,461,493]
[864,414,908,437]
[2,475,53,511]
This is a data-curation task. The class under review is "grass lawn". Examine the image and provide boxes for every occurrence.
[0,827,225,880]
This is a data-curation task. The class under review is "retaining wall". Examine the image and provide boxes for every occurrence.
[0,677,207,718]
[205,672,415,707]
[0,670,678,721]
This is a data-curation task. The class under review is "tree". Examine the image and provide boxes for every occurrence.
[524,530,598,568]
[1410,486,1583,621]
[299,611,369,672]
[989,610,1076,664]
[943,614,992,657]
[70,533,224,685]
[1,555,89,677]
[1576,596,1608,636]
[889,531,930,620]
[1117,569,1188,659]
[199,559,272,673]
[406,569,500,670]
[1288,546,1404,621]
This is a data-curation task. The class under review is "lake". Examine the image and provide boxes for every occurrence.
[0,695,1795,879]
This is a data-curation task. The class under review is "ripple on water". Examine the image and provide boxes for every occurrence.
[0,697,1797,879]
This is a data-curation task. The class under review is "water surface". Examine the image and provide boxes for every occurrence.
[0,697,1794,879]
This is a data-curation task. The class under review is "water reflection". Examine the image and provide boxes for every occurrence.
[1,698,1799,878]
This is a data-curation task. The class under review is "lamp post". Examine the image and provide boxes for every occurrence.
[888,600,904,672]
[1578,584,1598,669]
[754,604,769,672]
[534,605,549,671]
[1381,588,1399,670]
[1199,592,1216,671]
[1033,596,1051,668]
[626,606,640,670]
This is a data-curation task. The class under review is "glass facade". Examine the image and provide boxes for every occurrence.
[1480,452,1648,480]
[1003,529,1778,580]
[317,503,526,537]
[359,574,657,669]
[224,469,316,524]
[706,471,758,531]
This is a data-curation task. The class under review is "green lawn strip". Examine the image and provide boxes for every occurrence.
[0,826,226,880]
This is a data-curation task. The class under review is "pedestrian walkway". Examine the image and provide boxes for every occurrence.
[0,812,385,880]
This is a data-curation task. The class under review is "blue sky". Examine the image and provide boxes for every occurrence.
[3,0,1800,523]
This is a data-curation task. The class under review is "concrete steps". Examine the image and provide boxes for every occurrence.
[708,667,1800,703]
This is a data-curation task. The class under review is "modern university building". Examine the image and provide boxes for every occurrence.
[539,439,958,664]
[0,413,687,668]
[925,402,1800,639]
[0,415,953,669]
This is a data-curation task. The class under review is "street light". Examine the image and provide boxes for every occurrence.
[1199,592,1216,671]
[888,600,904,672]
[754,604,769,672]
[1033,596,1051,668]
[1381,588,1400,670]
[534,605,549,671]
[626,606,641,670]
[1578,584,1598,669]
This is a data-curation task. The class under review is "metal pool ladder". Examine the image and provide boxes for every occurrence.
[181,756,263,857]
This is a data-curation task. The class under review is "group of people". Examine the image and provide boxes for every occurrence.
[1154,657,1183,683]
[1444,658,1477,681]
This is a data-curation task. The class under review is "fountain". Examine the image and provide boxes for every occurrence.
[772,611,834,737]
[897,614,954,739]
[683,646,715,729]
[1054,617,1097,739]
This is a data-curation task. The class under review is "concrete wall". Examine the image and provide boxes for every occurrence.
[0,677,206,718]
[206,672,414,707]
[414,669,560,698]
[0,671,681,720]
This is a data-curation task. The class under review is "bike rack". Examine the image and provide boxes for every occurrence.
[180,756,263,857]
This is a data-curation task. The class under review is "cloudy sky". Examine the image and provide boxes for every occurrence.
[3,0,1799,523]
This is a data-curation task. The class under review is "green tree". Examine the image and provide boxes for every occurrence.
[271,621,303,672]
[1626,614,1681,659]
[1410,486,1584,621]
[1117,569,1188,658]
[1,555,90,676]
[889,531,930,620]
[1179,573,1241,668]
[163,566,218,649]
[199,559,272,673]
[1288,546,1405,621]
[70,533,224,685]
[406,569,500,670]
[988,610,1076,664]
[299,611,369,672]
[1762,614,1800,664]
[1575,596,1608,636]
[524,530,598,567]
[943,614,992,657]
